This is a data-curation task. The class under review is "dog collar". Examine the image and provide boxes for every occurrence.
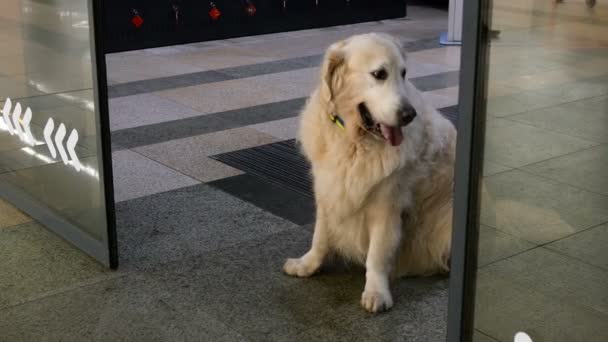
[329,113,345,130]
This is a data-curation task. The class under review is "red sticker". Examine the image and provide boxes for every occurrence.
[131,15,143,28]
[245,2,256,16]
[131,10,144,28]
[209,2,221,20]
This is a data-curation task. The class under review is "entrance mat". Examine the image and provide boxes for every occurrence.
[211,106,459,198]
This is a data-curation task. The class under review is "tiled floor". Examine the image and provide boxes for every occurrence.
[473,1,608,341]
[1,5,458,341]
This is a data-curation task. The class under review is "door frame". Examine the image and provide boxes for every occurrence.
[446,0,491,340]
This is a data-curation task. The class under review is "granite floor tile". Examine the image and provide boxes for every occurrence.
[522,145,608,196]
[209,173,315,225]
[110,98,306,149]
[484,118,598,168]
[115,183,297,270]
[250,117,300,140]
[478,248,608,317]
[482,159,513,177]
[0,222,113,310]
[474,247,608,341]
[153,68,314,114]
[133,127,278,182]
[409,47,461,68]
[107,70,232,98]
[507,98,608,143]
[159,228,448,341]
[477,225,536,268]
[105,54,205,83]
[480,170,608,244]
[473,331,500,342]
[108,93,203,131]
[0,274,246,342]
[533,75,608,104]
[486,91,561,117]
[410,70,460,92]
[546,223,608,270]
[0,198,31,228]
[111,150,200,202]
[422,86,460,109]
[170,45,274,71]
[406,60,459,79]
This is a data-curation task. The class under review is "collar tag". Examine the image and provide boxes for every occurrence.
[329,113,345,130]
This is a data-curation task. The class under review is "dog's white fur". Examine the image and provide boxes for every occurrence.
[282,33,456,313]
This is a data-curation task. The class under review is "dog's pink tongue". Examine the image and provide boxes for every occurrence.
[380,124,404,146]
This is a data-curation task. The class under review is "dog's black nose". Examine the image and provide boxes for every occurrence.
[398,103,417,126]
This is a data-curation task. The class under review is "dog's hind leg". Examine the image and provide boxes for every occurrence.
[283,208,329,278]
[361,210,402,313]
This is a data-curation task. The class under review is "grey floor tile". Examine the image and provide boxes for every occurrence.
[486,92,561,117]
[522,145,608,196]
[111,150,200,202]
[0,198,31,229]
[547,223,608,270]
[159,229,448,341]
[134,127,278,182]
[153,70,302,114]
[111,98,306,149]
[108,70,232,98]
[0,274,246,342]
[533,76,608,104]
[484,118,598,168]
[477,225,536,268]
[410,70,460,92]
[422,86,459,109]
[483,159,513,176]
[250,117,299,140]
[115,183,297,270]
[480,170,608,244]
[507,97,608,143]
[474,248,608,342]
[108,93,203,131]
[105,53,205,83]
[0,222,113,310]
[169,45,274,71]
[473,331,500,342]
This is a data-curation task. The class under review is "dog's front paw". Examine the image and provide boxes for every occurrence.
[283,257,318,277]
[361,289,393,313]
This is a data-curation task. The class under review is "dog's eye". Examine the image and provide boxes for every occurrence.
[401,69,407,79]
[371,68,388,81]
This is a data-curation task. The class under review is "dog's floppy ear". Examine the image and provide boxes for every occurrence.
[319,40,346,105]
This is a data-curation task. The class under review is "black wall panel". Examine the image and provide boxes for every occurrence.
[103,0,406,53]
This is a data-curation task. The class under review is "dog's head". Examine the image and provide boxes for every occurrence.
[319,33,417,146]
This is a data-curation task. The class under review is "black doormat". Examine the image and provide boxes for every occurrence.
[211,105,459,197]
[211,139,313,198]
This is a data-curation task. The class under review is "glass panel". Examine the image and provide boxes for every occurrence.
[0,0,114,265]
[473,0,608,341]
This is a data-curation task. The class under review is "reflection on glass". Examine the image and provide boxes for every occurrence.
[0,1,110,260]
[473,0,608,341]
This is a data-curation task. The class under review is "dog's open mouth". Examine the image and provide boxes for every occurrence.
[358,103,404,147]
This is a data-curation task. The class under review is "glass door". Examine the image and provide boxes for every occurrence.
[0,0,116,267]
[449,0,607,341]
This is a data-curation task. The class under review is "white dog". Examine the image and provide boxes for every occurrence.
[283,33,456,313]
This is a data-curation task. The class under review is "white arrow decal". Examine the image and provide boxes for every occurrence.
[66,129,81,171]
[12,102,23,138]
[43,118,56,158]
[22,107,35,146]
[2,98,15,134]
[55,123,69,165]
